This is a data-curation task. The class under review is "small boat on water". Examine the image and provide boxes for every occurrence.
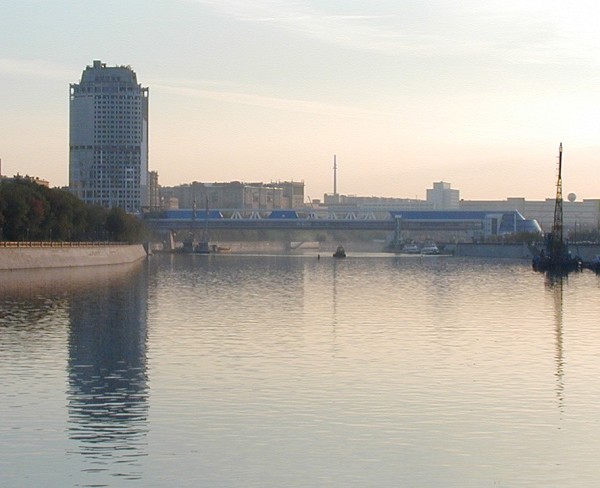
[182,238,228,254]
[420,242,440,255]
[333,245,346,258]
[193,242,231,254]
[194,240,211,254]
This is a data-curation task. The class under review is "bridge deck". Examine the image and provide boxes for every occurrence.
[145,218,482,232]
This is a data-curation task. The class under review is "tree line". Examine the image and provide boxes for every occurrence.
[0,178,148,243]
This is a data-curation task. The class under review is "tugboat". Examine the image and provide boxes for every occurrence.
[532,143,582,273]
[333,245,346,258]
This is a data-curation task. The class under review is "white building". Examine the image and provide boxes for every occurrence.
[459,197,600,234]
[69,60,149,212]
[426,181,460,210]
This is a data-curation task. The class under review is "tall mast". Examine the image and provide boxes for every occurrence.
[551,143,564,258]
[333,155,337,196]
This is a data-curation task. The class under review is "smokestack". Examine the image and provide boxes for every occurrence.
[333,154,337,196]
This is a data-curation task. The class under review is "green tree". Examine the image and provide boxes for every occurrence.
[105,207,148,243]
[0,179,148,243]
[1,184,30,240]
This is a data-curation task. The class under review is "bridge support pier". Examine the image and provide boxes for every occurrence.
[392,216,403,251]
[161,230,176,251]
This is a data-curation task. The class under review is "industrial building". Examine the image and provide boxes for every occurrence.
[323,181,599,235]
[459,197,600,234]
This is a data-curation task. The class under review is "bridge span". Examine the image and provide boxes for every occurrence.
[142,208,517,234]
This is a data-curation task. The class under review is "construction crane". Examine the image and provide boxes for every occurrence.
[549,142,565,260]
[532,143,581,272]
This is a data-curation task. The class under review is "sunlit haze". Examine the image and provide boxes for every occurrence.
[2,0,600,201]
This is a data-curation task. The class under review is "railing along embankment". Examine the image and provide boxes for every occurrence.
[0,241,126,248]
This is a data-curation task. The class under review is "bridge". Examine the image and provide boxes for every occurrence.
[142,208,536,235]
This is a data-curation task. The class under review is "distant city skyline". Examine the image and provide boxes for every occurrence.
[2,1,600,201]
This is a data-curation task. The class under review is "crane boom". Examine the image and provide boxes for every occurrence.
[551,142,564,259]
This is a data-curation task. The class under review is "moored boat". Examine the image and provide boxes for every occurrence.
[333,245,346,258]
[420,242,440,255]
[401,243,420,254]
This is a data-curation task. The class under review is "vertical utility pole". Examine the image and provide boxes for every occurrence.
[333,154,337,196]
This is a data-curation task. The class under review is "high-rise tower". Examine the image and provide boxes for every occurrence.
[69,60,149,212]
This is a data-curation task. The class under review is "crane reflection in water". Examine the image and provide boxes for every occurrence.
[545,272,565,412]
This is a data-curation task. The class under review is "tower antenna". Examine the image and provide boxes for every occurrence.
[333,155,337,196]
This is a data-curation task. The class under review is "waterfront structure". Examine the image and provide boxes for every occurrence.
[158,173,597,237]
[459,197,600,234]
[69,60,149,212]
[0,243,147,270]
[323,181,599,234]
[147,207,541,242]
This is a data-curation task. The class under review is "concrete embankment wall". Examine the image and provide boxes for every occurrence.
[0,244,147,270]
[450,243,533,259]
[448,242,600,260]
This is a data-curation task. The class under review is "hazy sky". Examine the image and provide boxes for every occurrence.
[2,0,600,201]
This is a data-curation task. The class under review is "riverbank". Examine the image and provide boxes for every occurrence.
[152,240,387,254]
[447,242,600,260]
[0,242,147,270]
[152,239,600,260]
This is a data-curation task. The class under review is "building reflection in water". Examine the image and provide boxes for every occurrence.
[66,262,149,482]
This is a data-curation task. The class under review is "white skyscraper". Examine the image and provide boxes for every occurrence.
[69,60,149,212]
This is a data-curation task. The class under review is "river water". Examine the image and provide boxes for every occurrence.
[2,253,600,487]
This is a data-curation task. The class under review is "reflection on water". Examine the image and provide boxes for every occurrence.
[67,263,149,484]
[0,262,148,487]
[4,255,600,486]
[547,273,565,410]
[146,255,600,487]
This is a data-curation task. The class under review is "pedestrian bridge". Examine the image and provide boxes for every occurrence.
[143,208,540,235]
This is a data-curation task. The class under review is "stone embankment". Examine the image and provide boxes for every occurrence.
[447,242,600,260]
[448,243,533,259]
[0,242,147,270]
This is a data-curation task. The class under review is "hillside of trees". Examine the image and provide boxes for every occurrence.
[0,178,148,243]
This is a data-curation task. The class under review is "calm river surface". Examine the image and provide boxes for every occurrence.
[2,253,600,487]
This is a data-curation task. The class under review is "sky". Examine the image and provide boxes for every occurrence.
[1,0,600,202]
